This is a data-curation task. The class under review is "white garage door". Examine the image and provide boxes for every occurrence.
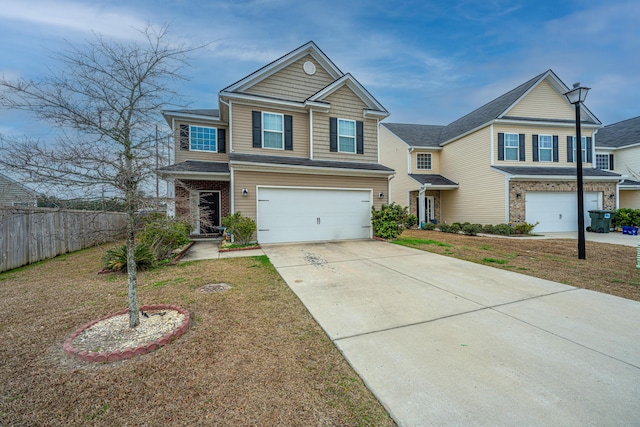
[257,187,372,244]
[525,192,600,232]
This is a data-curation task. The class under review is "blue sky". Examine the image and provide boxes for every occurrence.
[1,0,639,141]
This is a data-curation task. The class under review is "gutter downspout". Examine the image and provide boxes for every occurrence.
[219,98,232,152]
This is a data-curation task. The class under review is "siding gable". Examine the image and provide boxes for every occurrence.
[245,55,335,102]
[505,80,575,121]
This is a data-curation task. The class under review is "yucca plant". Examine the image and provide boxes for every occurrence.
[103,243,155,272]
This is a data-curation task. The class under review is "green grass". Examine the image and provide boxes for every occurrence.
[479,244,493,250]
[393,237,451,247]
[150,277,186,288]
[482,257,507,265]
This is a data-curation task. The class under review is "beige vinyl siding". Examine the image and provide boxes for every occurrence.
[231,103,310,158]
[0,177,36,206]
[619,190,640,209]
[612,146,640,177]
[313,86,378,163]
[506,80,575,120]
[174,120,230,164]
[379,126,418,207]
[440,127,505,224]
[410,149,441,174]
[245,55,335,102]
[233,170,388,220]
[493,124,594,166]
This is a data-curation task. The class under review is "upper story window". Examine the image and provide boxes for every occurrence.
[338,119,356,153]
[596,154,611,170]
[190,125,217,152]
[252,111,293,151]
[262,112,284,149]
[504,133,519,161]
[416,153,432,170]
[572,136,587,162]
[538,135,553,162]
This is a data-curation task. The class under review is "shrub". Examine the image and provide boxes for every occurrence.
[492,223,513,236]
[138,217,192,260]
[421,221,436,230]
[221,212,257,246]
[462,223,483,236]
[438,223,461,234]
[613,208,640,227]
[513,221,539,235]
[103,243,155,271]
[371,202,412,239]
[482,224,495,234]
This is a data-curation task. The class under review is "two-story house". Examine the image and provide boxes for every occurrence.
[594,116,640,208]
[159,42,394,244]
[381,70,623,233]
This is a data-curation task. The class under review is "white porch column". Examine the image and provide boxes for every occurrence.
[418,186,426,226]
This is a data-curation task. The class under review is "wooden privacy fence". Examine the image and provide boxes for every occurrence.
[0,207,127,273]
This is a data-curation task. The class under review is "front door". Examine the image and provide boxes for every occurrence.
[198,192,220,234]
[417,195,435,224]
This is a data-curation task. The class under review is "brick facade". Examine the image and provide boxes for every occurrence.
[174,180,230,220]
[508,180,617,224]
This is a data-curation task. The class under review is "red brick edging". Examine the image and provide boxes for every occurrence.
[63,305,190,363]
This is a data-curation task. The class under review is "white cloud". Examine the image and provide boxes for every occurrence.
[0,0,150,39]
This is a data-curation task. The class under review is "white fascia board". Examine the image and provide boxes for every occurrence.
[162,111,224,125]
[308,74,388,115]
[494,118,601,129]
[493,174,621,182]
[364,109,390,119]
[229,160,394,178]
[221,92,328,112]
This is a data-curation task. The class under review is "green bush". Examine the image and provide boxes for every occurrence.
[138,217,192,260]
[513,221,539,235]
[613,208,640,227]
[462,223,483,236]
[438,223,461,234]
[371,202,413,240]
[421,221,436,230]
[492,223,513,236]
[221,212,257,246]
[103,243,155,271]
[482,224,495,234]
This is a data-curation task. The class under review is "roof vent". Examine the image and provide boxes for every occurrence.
[303,61,316,75]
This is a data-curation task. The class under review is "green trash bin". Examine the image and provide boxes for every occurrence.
[588,210,614,233]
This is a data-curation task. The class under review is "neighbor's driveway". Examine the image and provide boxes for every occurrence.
[262,240,640,427]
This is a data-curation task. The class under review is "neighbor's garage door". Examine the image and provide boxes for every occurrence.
[525,192,600,232]
[257,187,372,244]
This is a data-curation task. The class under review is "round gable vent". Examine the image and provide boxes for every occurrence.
[303,61,316,75]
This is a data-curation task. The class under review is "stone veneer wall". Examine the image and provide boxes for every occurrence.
[509,181,616,224]
[409,190,441,223]
[174,180,230,219]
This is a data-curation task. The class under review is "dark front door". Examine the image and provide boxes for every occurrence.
[199,192,220,234]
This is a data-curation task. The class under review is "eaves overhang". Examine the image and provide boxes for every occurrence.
[229,160,395,178]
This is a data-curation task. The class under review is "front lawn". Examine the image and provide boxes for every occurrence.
[396,229,640,302]
[0,245,395,426]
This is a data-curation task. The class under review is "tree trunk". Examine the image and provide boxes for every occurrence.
[127,210,140,328]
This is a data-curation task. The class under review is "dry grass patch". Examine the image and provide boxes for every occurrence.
[397,229,640,302]
[0,244,395,426]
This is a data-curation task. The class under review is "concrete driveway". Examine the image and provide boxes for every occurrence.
[262,240,640,426]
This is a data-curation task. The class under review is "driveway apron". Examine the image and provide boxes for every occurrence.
[262,240,640,427]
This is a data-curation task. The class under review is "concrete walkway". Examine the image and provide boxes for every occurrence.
[520,230,640,247]
[179,240,265,261]
[262,240,640,426]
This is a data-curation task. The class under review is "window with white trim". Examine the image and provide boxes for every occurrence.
[596,154,610,170]
[538,135,553,162]
[338,118,356,153]
[190,125,217,152]
[504,133,519,161]
[263,112,284,149]
[416,153,432,170]
[572,136,587,162]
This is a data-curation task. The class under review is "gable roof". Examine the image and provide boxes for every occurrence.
[439,70,601,144]
[221,41,343,94]
[0,172,37,196]
[382,123,444,148]
[307,73,389,117]
[596,116,640,149]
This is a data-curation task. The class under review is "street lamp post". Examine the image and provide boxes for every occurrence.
[564,82,590,260]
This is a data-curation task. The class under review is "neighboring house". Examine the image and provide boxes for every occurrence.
[0,172,37,207]
[158,42,393,244]
[594,116,640,208]
[380,70,622,232]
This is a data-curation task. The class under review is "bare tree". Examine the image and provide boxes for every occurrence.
[0,25,199,327]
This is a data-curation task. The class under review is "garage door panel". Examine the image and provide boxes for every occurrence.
[257,187,372,244]
[525,192,599,233]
